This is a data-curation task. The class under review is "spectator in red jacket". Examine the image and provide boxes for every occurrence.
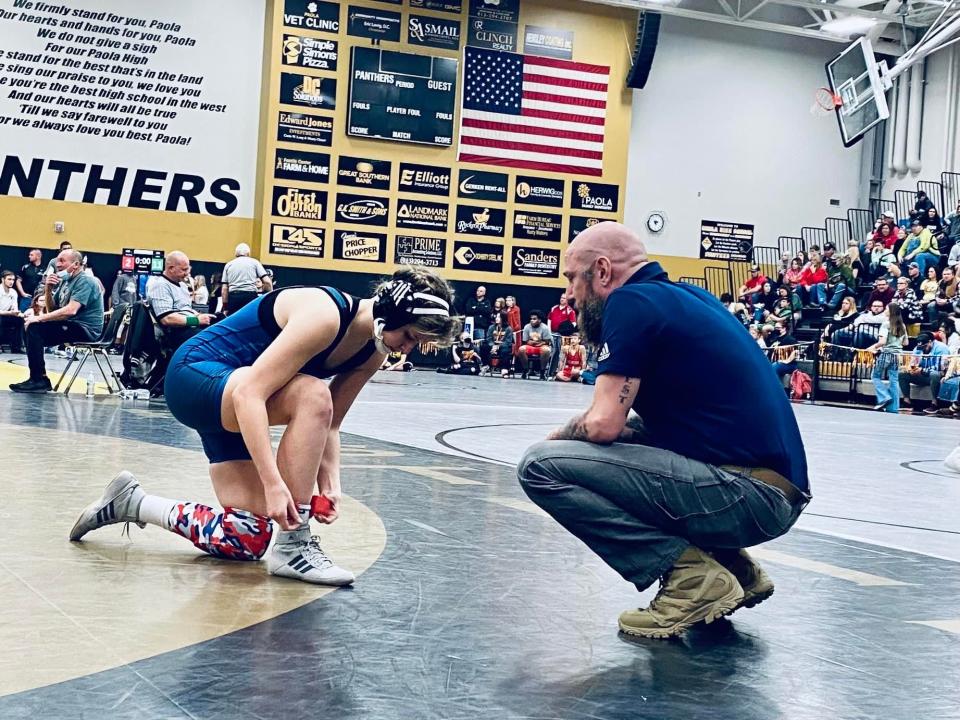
[547,294,577,374]
[798,258,828,307]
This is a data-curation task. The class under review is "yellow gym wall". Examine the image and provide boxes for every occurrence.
[258,0,637,288]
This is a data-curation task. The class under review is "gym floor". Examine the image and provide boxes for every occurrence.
[1,366,959,720]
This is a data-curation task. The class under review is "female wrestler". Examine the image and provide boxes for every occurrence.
[70,267,459,585]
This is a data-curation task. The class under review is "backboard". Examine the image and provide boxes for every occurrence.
[825,37,889,148]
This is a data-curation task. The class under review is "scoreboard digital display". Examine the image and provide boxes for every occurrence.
[347,46,457,147]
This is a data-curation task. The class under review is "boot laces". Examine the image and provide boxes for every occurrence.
[300,536,335,570]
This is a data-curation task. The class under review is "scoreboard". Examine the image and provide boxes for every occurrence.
[347,46,457,147]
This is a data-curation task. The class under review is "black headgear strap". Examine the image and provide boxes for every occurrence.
[373,279,450,332]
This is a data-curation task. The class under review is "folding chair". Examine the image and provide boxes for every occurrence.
[55,303,130,395]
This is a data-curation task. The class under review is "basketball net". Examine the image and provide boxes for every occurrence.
[810,87,842,117]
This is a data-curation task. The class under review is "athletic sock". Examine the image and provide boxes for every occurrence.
[274,504,313,548]
[136,494,178,530]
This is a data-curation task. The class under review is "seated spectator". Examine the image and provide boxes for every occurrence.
[43,240,72,276]
[775,253,791,284]
[9,249,104,394]
[948,234,960,271]
[867,302,908,413]
[380,351,413,372]
[846,241,865,280]
[892,226,909,257]
[751,280,778,322]
[21,289,46,320]
[913,190,934,221]
[927,266,958,323]
[547,293,577,374]
[146,251,217,352]
[15,249,43,313]
[192,275,210,313]
[934,355,960,416]
[918,265,938,302]
[874,223,896,250]
[798,257,828,307]
[782,258,804,286]
[81,256,105,297]
[484,311,515,377]
[754,323,776,349]
[109,269,139,311]
[438,332,481,375]
[518,309,553,380]
[943,202,960,265]
[720,292,750,325]
[767,324,799,378]
[925,206,945,239]
[867,277,895,308]
[892,276,924,331]
[938,319,960,354]
[898,219,940,275]
[775,285,802,324]
[865,239,899,284]
[737,264,767,303]
[825,256,856,312]
[822,296,859,341]
[822,242,840,272]
[0,270,25,353]
[555,332,587,383]
[899,332,949,414]
[832,299,887,349]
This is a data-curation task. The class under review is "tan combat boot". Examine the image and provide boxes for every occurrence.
[619,546,743,639]
[713,548,775,611]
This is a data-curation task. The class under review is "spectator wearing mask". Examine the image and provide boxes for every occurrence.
[900,332,948,414]
[0,270,25,353]
[518,309,553,380]
[798,258,828,307]
[43,240,72,276]
[867,277,895,308]
[15,249,43,313]
[892,276,923,331]
[109,270,139,311]
[927,266,958,323]
[898,220,939,275]
[555,332,587,383]
[221,243,272,316]
[484,311,515,377]
[147,251,217,352]
[868,302,908,413]
[822,296,859,341]
[464,285,492,343]
[10,249,104,394]
[547,293,577,374]
[737,265,767,303]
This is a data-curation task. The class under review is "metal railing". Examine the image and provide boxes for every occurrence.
[801,226,828,249]
[870,198,896,220]
[848,208,874,244]
[917,180,945,214]
[894,189,915,223]
[943,171,960,213]
[825,217,852,248]
[704,266,732,298]
[678,276,706,289]
[778,235,805,259]
[752,246,782,280]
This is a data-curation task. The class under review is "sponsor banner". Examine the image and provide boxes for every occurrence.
[335,193,390,226]
[283,0,341,33]
[399,163,451,196]
[568,215,605,241]
[270,224,324,258]
[469,0,520,23]
[395,234,447,267]
[511,245,561,279]
[408,15,462,51]
[280,73,337,111]
[396,199,450,231]
[348,47,457,146]
[455,204,506,237]
[458,169,507,202]
[333,229,386,262]
[274,149,330,184]
[523,25,574,59]
[699,220,755,262]
[337,156,392,190]
[347,5,402,41]
[453,240,504,273]
[272,185,327,221]
[410,0,463,13]
[572,181,619,213]
[513,210,562,242]
[281,34,339,72]
[515,176,565,208]
[467,17,517,52]
[277,111,334,147]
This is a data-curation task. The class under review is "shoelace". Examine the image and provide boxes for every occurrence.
[120,520,146,538]
[299,536,335,570]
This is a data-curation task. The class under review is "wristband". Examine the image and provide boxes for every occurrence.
[186,314,200,327]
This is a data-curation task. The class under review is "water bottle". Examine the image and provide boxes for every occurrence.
[85,372,96,397]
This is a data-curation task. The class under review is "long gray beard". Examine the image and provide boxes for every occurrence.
[578,294,606,346]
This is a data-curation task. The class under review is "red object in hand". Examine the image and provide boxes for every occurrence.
[310,495,334,519]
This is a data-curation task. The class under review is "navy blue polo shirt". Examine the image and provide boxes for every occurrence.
[597,262,809,492]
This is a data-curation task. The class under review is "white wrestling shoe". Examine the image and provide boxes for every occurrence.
[944,447,960,474]
[268,534,355,586]
[69,471,146,541]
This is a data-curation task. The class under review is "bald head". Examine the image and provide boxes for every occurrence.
[565,222,648,298]
[165,251,191,283]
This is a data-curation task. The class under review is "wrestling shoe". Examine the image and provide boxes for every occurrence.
[69,471,146,541]
[713,549,775,611]
[618,546,743,639]
[268,534,355,586]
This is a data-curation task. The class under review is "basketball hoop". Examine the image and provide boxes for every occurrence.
[811,87,842,117]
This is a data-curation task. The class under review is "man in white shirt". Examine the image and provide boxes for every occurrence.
[221,243,272,315]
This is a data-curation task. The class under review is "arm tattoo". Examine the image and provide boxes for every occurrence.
[554,413,591,441]
[618,378,635,405]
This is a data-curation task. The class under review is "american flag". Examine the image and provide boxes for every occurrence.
[457,46,609,177]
